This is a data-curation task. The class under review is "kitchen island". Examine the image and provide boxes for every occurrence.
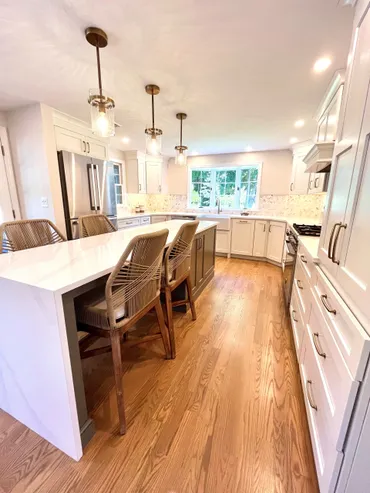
[0,220,217,460]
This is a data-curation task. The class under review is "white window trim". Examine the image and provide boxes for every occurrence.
[112,161,127,207]
[187,163,262,211]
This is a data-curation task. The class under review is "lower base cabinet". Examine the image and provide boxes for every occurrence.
[253,220,268,257]
[231,219,255,255]
[191,227,216,298]
[266,221,286,263]
[216,230,229,254]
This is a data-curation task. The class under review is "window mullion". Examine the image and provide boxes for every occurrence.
[235,168,241,209]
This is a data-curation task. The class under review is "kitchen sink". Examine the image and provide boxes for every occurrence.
[196,214,231,230]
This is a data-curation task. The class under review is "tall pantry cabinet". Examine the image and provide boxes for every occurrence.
[318,0,370,328]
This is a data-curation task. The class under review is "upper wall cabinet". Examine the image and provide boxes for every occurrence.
[290,144,311,195]
[54,126,108,160]
[125,151,147,194]
[146,157,163,194]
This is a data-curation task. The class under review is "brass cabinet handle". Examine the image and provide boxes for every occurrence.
[320,294,336,315]
[306,380,318,411]
[312,333,326,358]
[315,177,320,188]
[269,224,272,233]
[300,255,307,264]
[297,279,304,290]
[82,140,86,152]
[290,183,293,191]
[263,224,266,232]
[328,222,341,259]
[238,220,250,223]
[332,224,347,265]
[87,142,91,153]
[309,180,313,190]
[292,309,299,323]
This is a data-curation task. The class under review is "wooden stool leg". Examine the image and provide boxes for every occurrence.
[110,330,127,435]
[165,286,176,359]
[186,276,197,321]
[155,299,172,360]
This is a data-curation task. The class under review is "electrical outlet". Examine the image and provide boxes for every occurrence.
[41,197,49,208]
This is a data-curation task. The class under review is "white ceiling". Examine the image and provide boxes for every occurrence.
[0,0,354,155]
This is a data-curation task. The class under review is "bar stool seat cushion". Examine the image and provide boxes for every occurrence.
[76,286,126,330]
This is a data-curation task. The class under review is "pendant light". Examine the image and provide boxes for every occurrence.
[85,27,115,138]
[145,84,162,156]
[175,113,188,165]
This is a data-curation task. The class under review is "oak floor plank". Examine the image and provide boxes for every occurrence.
[0,258,319,493]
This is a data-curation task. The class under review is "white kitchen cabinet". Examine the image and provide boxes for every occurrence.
[151,215,168,224]
[266,221,286,263]
[216,230,230,254]
[252,220,268,257]
[55,126,108,160]
[231,219,255,256]
[125,151,147,194]
[146,159,162,194]
[318,4,370,325]
[290,146,310,195]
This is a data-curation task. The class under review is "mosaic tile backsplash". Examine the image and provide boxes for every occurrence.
[121,193,326,220]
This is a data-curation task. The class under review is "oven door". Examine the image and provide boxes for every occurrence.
[283,239,297,306]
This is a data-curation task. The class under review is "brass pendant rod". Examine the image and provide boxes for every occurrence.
[96,45,103,100]
[151,92,155,129]
[180,117,183,147]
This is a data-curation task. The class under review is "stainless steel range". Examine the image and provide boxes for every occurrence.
[283,223,321,306]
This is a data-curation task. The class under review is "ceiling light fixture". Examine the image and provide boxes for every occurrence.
[122,136,130,144]
[294,119,305,128]
[290,137,298,144]
[145,84,163,156]
[313,57,332,73]
[85,27,115,138]
[245,146,253,152]
[175,113,188,166]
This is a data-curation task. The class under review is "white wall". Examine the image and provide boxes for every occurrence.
[0,111,7,126]
[167,149,292,196]
[7,103,65,232]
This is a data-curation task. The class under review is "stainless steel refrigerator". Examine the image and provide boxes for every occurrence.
[57,151,117,239]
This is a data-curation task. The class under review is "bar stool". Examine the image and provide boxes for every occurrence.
[0,219,66,253]
[161,221,199,358]
[78,214,117,238]
[76,229,171,435]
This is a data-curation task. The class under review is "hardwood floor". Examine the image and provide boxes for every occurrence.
[0,258,319,493]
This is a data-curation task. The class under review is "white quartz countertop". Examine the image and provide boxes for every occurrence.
[0,220,217,295]
[298,236,321,263]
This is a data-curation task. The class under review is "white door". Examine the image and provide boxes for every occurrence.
[86,137,108,160]
[138,157,147,194]
[146,161,162,194]
[253,220,268,257]
[0,142,14,223]
[231,219,255,255]
[290,151,310,194]
[266,221,286,263]
[216,230,229,254]
[55,127,85,154]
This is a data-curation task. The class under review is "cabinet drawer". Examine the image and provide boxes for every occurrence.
[314,267,370,381]
[290,286,305,359]
[300,335,344,493]
[298,242,315,281]
[117,218,141,229]
[294,257,312,320]
[307,298,359,450]
[140,216,151,225]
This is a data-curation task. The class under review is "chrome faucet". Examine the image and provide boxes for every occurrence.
[216,197,222,214]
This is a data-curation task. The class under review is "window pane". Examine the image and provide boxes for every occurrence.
[226,170,236,182]
[249,181,257,195]
[216,170,227,183]
[114,175,120,185]
[191,183,201,206]
[200,184,211,207]
[225,183,235,195]
[201,170,211,183]
[192,170,201,182]
[250,168,258,181]
[241,169,250,181]
[247,195,256,209]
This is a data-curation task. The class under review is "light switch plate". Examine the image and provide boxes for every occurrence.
[41,197,49,208]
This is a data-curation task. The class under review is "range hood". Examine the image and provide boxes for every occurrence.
[303,141,335,173]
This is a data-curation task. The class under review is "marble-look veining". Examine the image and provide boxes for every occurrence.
[122,193,326,221]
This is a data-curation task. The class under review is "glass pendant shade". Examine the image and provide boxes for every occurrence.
[145,128,162,156]
[89,89,115,138]
[175,147,187,165]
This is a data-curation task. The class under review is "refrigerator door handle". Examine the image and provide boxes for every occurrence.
[87,163,98,211]
[94,163,102,211]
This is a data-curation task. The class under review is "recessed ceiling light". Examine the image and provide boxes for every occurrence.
[313,57,332,73]
[294,120,305,128]
[245,146,253,152]
[122,136,130,144]
[191,150,199,156]
[290,137,298,144]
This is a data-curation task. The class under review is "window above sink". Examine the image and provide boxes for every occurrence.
[188,164,261,210]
